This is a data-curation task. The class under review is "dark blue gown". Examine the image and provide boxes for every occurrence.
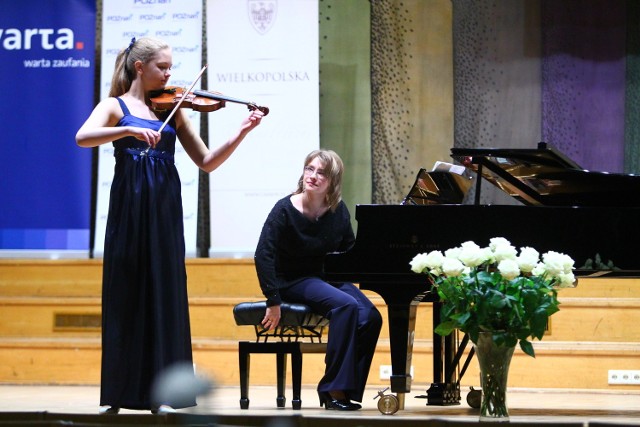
[100,98,194,410]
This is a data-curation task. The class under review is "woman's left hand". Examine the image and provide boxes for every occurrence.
[241,109,264,132]
[262,305,281,330]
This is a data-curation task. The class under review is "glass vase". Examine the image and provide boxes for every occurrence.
[474,332,515,422]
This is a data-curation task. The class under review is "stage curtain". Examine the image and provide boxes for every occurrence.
[624,0,640,174]
[452,0,640,204]
[541,0,626,173]
[370,0,454,204]
[451,0,542,205]
[319,0,373,210]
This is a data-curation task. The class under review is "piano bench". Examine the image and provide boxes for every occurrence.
[233,301,329,410]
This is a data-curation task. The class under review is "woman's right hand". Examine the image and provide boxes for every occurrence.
[129,126,161,148]
[262,305,281,331]
[76,97,162,148]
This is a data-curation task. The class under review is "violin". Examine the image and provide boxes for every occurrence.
[152,65,268,134]
[150,86,270,116]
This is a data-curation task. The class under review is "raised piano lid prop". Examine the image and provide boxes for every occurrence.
[402,161,473,206]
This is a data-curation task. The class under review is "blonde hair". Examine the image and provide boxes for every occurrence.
[294,149,344,212]
[109,37,169,97]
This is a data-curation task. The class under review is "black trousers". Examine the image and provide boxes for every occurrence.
[280,278,382,402]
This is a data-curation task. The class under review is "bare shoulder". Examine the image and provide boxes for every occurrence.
[93,97,124,125]
[91,96,122,115]
[97,96,121,108]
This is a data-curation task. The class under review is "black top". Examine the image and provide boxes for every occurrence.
[254,195,355,306]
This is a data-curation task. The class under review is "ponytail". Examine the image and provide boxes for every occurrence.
[108,49,131,97]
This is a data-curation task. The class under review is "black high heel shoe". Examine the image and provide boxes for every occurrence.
[318,391,362,411]
[151,404,176,415]
[98,405,120,415]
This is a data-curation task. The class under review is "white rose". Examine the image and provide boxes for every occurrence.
[430,266,443,276]
[442,257,466,278]
[489,237,512,251]
[542,251,568,276]
[482,246,496,264]
[444,247,462,260]
[493,242,518,262]
[556,272,576,288]
[517,246,540,273]
[497,258,520,280]
[458,241,487,267]
[460,241,480,250]
[410,250,447,274]
[559,252,575,274]
[424,250,445,269]
[410,253,431,273]
[531,262,546,277]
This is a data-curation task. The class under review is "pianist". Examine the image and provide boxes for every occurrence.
[254,149,382,411]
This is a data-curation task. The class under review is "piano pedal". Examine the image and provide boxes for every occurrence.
[466,386,481,408]
[415,382,461,406]
[374,387,400,415]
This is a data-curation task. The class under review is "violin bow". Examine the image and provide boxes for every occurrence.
[157,64,208,133]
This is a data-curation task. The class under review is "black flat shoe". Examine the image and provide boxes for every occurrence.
[318,392,362,411]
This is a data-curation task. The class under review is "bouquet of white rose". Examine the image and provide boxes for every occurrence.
[410,237,576,356]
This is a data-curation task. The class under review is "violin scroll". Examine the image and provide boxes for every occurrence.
[246,103,269,116]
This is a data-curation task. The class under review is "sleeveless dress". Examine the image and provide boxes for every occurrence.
[100,98,194,410]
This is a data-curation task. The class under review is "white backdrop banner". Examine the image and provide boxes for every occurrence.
[207,0,319,257]
[95,0,203,257]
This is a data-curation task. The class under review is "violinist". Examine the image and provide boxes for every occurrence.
[76,36,264,415]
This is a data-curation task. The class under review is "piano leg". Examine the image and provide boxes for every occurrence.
[360,284,461,407]
[425,301,461,405]
[385,300,420,410]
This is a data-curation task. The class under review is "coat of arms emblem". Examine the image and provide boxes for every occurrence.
[248,0,277,35]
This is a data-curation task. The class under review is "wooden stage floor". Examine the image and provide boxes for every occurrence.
[1,384,639,426]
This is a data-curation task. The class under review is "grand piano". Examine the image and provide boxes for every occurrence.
[324,142,640,407]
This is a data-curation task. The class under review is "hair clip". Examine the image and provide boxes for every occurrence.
[125,37,136,53]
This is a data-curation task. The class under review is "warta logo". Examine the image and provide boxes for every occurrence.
[0,28,83,50]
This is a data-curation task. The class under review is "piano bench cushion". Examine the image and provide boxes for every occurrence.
[233,301,329,328]
[234,301,328,409]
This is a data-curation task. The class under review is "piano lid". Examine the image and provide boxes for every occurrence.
[450,142,640,207]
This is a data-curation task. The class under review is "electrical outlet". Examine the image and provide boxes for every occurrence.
[379,365,414,380]
[380,365,392,380]
[608,370,640,385]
